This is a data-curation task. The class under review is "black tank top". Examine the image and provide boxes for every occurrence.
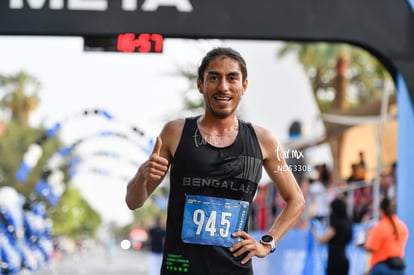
[161,116,263,275]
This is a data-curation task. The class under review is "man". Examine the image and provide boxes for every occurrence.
[125,47,305,275]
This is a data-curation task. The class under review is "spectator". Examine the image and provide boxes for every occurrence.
[148,216,166,275]
[353,185,373,223]
[380,172,395,200]
[363,198,408,275]
[315,163,332,187]
[347,163,366,184]
[308,177,330,225]
[312,198,353,275]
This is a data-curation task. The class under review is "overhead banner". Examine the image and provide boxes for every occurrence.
[0,1,410,41]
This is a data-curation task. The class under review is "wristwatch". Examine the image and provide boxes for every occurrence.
[260,234,276,253]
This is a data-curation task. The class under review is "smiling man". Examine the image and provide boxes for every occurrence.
[125,47,305,275]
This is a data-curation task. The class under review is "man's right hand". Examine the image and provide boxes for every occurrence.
[143,136,169,182]
[126,136,169,210]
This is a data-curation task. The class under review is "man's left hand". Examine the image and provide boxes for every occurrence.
[229,231,271,264]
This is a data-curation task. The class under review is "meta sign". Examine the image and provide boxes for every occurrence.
[7,0,193,12]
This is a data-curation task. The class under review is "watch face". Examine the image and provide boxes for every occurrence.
[262,235,273,243]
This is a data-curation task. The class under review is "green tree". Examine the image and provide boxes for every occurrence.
[277,43,390,112]
[0,71,40,127]
[0,71,60,197]
[0,121,61,193]
[277,42,393,178]
[50,184,101,238]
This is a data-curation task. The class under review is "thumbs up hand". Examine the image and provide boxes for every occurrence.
[126,136,169,210]
[152,135,162,156]
[145,136,169,182]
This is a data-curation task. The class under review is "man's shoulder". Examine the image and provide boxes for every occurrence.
[249,123,278,143]
[249,122,271,135]
[165,118,186,127]
[159,118,186,159]
[162,118,185,139]
[164,116,199,127]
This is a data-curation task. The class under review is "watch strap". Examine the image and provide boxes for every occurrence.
[260,235,276,253]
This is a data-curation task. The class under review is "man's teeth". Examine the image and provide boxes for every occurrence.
[214,96,231,101]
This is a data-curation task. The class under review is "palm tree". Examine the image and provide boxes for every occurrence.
[277,42,393,179]
[0,71,40,127]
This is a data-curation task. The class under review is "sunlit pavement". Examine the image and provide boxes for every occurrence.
[31,246,148,275]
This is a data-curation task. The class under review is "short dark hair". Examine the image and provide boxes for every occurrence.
[197,47,248,82]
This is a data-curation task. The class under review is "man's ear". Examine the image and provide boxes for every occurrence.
[242,79,248,95]
[197,78,203,94]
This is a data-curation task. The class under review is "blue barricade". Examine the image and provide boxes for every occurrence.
[251,223,370,275]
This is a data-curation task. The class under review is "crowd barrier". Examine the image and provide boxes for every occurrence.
[251,222,371,275]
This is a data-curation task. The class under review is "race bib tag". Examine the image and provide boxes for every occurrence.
[182,195,249,247]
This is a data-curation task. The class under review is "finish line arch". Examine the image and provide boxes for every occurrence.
[1,0,413,273]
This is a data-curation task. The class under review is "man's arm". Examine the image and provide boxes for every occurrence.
[125,119,183,210]
[230,125,305,263]
[258,125,306,245]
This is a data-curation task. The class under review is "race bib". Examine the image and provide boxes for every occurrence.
[182,195,249,247]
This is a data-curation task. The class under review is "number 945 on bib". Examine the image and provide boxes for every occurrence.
[181,195,249,247]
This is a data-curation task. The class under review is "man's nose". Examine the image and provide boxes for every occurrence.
[218,78,229,91]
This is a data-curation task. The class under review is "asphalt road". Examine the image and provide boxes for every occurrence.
[31,246,148,275]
